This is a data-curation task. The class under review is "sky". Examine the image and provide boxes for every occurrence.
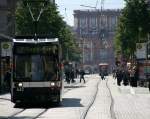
[55,0,125,26]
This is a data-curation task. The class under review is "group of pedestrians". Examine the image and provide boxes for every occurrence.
[64,68,76,84]
[114,62,138,87]
[64,66,86,84]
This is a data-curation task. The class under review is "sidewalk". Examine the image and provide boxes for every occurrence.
[107,76,150,119]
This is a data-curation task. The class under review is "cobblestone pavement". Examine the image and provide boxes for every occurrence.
[107,76,150,119]
[86,80,112,119]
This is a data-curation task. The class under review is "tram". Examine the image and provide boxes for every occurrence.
[98,63,109,76]
[11,36,63,104]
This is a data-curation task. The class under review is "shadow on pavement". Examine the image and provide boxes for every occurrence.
[13,98,83,108]
[64,85,86,88]
[61,98,83,107]
[14,102,60,109]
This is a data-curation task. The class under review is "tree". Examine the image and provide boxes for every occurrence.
[58,26,81,61]
[15,1,80,61]
[114,0,150,59]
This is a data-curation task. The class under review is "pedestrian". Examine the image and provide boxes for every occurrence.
[128,65,136,87]
[116,67,123,86]
[148,77,150,92]
[122,68,129,86]
[100,69,105,80]
[75,69,79,78]
[80,69,85,83]
[64,65,70,83]
[70,69,75,83]
[4,69,11,91]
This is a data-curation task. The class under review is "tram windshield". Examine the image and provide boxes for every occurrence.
[13,45,59,81]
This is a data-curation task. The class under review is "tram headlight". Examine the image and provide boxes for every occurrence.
[50,82,55,86]
[18,83,23,87]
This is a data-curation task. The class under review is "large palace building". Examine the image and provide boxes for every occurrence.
[74,9,121,71]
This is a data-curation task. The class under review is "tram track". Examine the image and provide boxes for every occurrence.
[106,78,117,119]
[80,79,101,119]
[32,109,48,119]
[80,77,116,119]
[8,109,26,119]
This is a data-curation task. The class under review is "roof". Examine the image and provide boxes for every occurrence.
[99,63,109,66]
[13,38,58,43]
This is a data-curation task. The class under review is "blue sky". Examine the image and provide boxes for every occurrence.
[55,0,125,26]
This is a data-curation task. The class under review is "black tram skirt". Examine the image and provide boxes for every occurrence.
[12,87,61,103]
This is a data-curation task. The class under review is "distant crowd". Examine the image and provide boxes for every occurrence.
[112,62,138,87]
[64,65,86,84]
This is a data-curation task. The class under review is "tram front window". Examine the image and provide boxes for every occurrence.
[14,55,58,81]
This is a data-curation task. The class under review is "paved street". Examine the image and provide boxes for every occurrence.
[108,76,150,119]
[0,74,150,119]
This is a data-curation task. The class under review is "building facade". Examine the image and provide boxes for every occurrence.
[74,9,121,71]
[0,0,16,36]
[0,0,16,92]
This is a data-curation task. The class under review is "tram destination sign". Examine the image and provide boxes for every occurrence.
[14,45,58,54]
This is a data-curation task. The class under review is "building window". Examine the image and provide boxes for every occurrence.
[0,14,7,30]
[85,53,90,62]
[80,17,87,27]
[0,0,7,6]
[74,17,78,29]
[84,43,90,48]
[80,17,88,35]
[89,17,97,28]
[100,49,107,59]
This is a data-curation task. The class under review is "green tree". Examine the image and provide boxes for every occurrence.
[58,26,81,61]
[114,0,150,59]
[15,1,80,61]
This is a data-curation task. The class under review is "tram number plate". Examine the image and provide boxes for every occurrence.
[16,87,24,91]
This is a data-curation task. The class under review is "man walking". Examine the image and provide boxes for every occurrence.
[80,69,85,83]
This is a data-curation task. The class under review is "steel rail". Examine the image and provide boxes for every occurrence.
[8,109,26,119]
[106,78,117,119]
[33,109,48,119]
[80,77,116,119]
[80,79,101,119]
